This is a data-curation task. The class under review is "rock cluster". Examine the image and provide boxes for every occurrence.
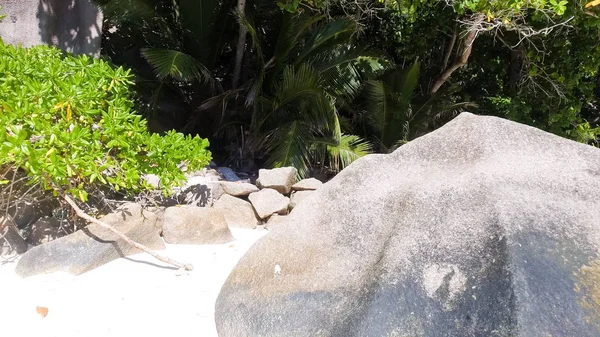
[13,165,323,277]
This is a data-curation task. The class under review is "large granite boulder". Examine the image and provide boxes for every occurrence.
[15,203,164,277]
[215,113,600,337]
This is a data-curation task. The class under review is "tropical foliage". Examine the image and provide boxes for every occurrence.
[93,0,600,178]
[0,40,211,201]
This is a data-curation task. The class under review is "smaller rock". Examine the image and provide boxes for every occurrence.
[179,177,224,207]
[265,214,289,231]
[27,216,62,245]
[214,195,260,229]
[163,206,233,244]
[256,167,297,194]
[289,190,313,210]
[217,167,242,182]
[220,181,259,197]
[292,178,323,191]
[248,189,290,219]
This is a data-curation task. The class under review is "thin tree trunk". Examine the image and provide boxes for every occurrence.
[442,25,458,72]
[430,30,477,94]
[62,195,194,271]
[232,0,247,89]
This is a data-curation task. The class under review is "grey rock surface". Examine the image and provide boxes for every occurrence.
[256,167,297,194]
[179,176,224,207]
[291,178,323,191]
[8,199,57,229]
[27,216,62,245]
[248,189,290,219]
[0,216,27,256]
[162,206,233,244]
[265,214,289,231]
[289,190,313,210]
[216,113,600,337]
[0,0,103,56]
[15,203,164,277]
[220,181,259,197]
[214,195,260,229]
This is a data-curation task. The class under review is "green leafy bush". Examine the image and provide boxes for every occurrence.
[0,40,211,200]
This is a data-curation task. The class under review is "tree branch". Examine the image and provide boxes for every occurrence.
[62,194,193,271]
[431,29,477,94]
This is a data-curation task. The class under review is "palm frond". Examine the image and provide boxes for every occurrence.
[397,62,420,107]
[265,121,313,178]
[311,133,372,173]
[308,45,389,106]
[310,45,388,74]
[271,12,324,76]
[198,90,242,112]
[294,17,357,65]
[360,63,421,150]
[254,64,335,133]
[279,65,335,129]
[140,48,213,84]
[362,79,408,148]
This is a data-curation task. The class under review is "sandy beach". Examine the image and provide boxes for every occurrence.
[0,228,267,337]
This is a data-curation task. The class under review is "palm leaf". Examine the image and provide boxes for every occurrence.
[294,17,357,65]
[310,45,388,74]
[309,45,389,107]
[383,61,420,107]
[360,63,420,150]
[140,48,213,84]
[255,64,335,133]
[362,79,406,148]
[271,12,324,76]
[265,120,313,178]
[312,133,372,173]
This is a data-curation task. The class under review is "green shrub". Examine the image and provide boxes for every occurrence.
[0,40,211,201]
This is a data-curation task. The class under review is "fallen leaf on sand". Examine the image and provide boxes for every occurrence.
[36,306,49,318]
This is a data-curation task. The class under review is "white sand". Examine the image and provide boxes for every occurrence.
[0,228,267,337]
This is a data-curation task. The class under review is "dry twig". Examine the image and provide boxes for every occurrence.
[61,194,193,271]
